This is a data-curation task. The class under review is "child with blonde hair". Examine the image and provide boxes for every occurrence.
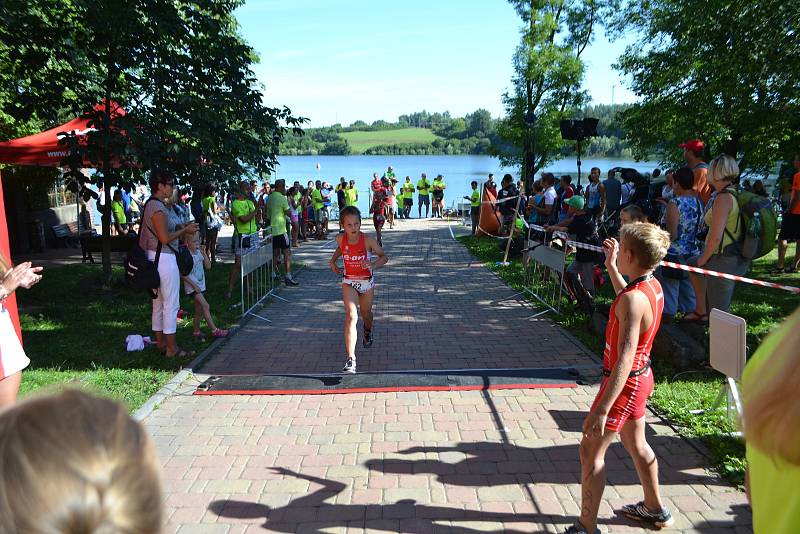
[183,232,228,340]
[566,222,673,534]
[0,389,162,533]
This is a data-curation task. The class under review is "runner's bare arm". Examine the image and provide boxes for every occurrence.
[585,292,642,435]
[365,236,388,270]
[603,238,627,294]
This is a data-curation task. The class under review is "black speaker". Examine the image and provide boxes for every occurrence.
[559,118,599,141]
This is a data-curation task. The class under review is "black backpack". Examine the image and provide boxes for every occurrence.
[126,198,162,298]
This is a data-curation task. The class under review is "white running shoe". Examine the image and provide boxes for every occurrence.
[342,358,356,374]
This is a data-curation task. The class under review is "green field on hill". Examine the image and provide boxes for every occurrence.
[339,128,439,153]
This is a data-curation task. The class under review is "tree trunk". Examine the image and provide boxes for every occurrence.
[101,61,114,285]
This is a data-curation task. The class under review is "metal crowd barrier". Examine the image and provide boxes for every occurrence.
[502,226,567,318]
[239,227,287,322]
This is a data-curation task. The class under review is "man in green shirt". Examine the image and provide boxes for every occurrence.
[266,179,298,286]
[227,181,259,298]
[417,173,431,218]
[312,180,325,239]
[111,189,127,235]
[432,174,446,219]
[385,165,396,182]
[402,176,414,219]
[463,180,481,235]
[345,180,358,207]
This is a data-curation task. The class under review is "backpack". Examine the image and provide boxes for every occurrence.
[125,198,162,298]
[722,188,777,260]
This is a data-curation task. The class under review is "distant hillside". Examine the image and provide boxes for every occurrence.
[340,128,438,153]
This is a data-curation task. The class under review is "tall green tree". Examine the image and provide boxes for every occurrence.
[492,0,605,189]
[0,0,304,281]
[612,0,800,169]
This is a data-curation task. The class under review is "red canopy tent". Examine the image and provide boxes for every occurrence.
[0,101,126,341]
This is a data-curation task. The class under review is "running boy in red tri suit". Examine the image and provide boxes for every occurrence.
[565,222,674,534]
[329,206,388,373]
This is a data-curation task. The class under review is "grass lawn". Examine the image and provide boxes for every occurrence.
[457,235,799,486]
[16,261,246,412]
[340,128,439,153]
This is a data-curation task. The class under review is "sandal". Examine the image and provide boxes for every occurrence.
[212,329,229,338]
[192,331,206,341]
[768,266,787,274]
[680,312,708,324]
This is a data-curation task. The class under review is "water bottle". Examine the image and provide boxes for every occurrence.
[742,212,760,258]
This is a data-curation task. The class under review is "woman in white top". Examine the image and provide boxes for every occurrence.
[139,169,198,358]
[0,255,43,407]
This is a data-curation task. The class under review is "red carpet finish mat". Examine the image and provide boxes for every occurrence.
[194,367,582,396]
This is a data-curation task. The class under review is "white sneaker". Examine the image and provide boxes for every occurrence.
[342,357,356,374]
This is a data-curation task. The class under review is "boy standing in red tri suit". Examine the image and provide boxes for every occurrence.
[565,222,674,534]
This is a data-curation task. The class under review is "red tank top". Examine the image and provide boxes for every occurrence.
[341,232,372,280]
[603,275,663,374]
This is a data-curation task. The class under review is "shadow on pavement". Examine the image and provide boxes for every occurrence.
[208,467,634,533]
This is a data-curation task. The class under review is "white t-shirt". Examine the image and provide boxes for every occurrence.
[544,186,557,206]
[621,182,634,204]
[184,250,206,294]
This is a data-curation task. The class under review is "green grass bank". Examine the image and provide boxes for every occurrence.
[339,128,439,153]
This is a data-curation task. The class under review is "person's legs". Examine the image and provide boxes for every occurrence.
[0,372,22,408]
[579,261,595,296]
[358,288,375,334]
[658,273,680,318]
[418,197,422,219]
[687,272,708,317]
[776,239,789,269]
[619,416,664,511]
[706,255,748,313]
[192,295,203,335]
[677,277,696,314]
[577,430,618,533]
[342,284,359,360]
[195,292,219,331]
[227,254,241,297]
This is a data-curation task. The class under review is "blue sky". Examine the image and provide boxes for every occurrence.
[236,0,637,127]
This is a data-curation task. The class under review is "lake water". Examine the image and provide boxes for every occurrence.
[275,154,657,215]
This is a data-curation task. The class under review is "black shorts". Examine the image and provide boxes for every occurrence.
[272,233,291,250]
[403,198,413,207]
[779,213,800,240]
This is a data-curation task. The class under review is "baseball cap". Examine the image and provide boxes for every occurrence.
[678,139,704,152]
[564,195,585,210]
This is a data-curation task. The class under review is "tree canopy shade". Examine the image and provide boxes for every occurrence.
[611,0,800,169]
[0,0,305,279]
[491,0,610,189]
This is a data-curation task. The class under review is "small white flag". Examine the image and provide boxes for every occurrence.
[316,162,321,170]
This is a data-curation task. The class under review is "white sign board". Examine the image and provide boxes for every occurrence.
[709,309,747,381]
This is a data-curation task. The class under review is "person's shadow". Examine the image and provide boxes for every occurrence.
[363,434,726,488]
[209,467,605,533]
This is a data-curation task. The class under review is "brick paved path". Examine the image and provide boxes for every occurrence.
[201,219,593,375]
[144,219,751,533]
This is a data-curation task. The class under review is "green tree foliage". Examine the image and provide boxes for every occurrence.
[320,139,351,155]
[492,0,608,188]
[612,0,800,169]
[0,0,303,279]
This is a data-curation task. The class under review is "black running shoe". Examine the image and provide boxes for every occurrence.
[362,329,373,348]
[284,276,299,286]
[563,523,599,534]
[620,501,674,529]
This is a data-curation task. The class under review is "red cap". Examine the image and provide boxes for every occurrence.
[679,139,704,152]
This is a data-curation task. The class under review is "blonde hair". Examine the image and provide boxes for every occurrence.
[621,204,647,223]
[0,390,163,533]
[619,222,670,271]
[743,306,800,465]
[709,154,739,183]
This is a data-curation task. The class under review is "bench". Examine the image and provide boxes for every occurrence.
[51,222,81,248]
[80,234,139,264]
